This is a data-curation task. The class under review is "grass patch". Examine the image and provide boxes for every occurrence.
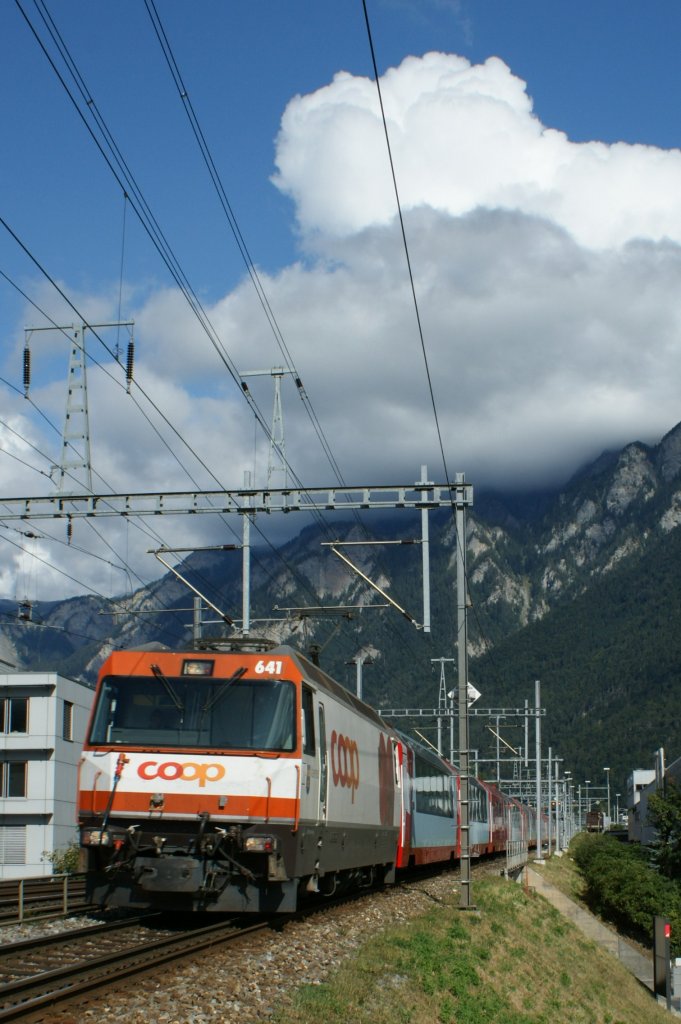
[274,875,669,1024]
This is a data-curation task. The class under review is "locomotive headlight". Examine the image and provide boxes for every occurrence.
[82,829,111,846]
[182,659,214,676]
[244,835,279,853]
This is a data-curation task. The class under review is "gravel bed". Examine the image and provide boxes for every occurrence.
[0,913,104,945]
[4,871,464,1024]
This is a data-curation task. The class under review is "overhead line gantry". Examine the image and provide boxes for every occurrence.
[0,481,472,520]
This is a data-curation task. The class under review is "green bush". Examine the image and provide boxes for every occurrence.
[42,841,81,875]
[572,833,681,954]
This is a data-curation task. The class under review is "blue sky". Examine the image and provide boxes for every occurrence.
[4,2,681,302]
[2,0,681,600]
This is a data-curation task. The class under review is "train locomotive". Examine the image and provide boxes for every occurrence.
[77,643,534,913]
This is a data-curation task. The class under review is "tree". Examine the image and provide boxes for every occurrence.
[648,778,681,879]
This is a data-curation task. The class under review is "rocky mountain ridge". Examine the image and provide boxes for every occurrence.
[1,420,680,708]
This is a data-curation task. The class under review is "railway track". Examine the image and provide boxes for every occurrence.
[0,876,92,925]
[0,913,270,1022]
[0,858,518,1022]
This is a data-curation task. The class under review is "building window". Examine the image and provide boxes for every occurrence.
[63,700,74,742]
[0,825,26,865]
[0,761,27,798]
[0,697,28,733]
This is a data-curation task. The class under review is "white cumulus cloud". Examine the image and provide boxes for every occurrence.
[4,50,681,599]
[274,52,681,250]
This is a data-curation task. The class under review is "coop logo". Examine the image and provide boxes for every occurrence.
[331,731,360,802]
[137,761,226,788]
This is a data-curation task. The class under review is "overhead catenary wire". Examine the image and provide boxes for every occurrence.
[8,3,438,676]
[16,0,285,467]
[142,0,348,489]
[0,3,388,639]
[0,283,223,641]
[13,0,348,567]
[0,250,350,652]
[0,260,351,642]
[140,0,426,648]
[361,1,499,667]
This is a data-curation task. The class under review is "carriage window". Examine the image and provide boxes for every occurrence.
[413,752,454,818]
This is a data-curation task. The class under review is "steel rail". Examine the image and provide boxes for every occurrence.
[0,914,160,960]
[0,917,269,1022]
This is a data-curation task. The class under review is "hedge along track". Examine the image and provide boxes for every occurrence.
[0,914,271,1023]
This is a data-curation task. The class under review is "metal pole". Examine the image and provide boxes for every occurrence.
[450,689,455,766]
[356,658,362,700]
[547,746,553,855]
[535,680,544,863]
[556,772,562,851]
[604,767,611,827]
[496,714,501,785]
[456,474,474,909]
[242,471,251,636]
[524,698,529,767]
[193,596,202,644]
[420,465,431,633]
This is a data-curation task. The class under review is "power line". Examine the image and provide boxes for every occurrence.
[7,4,443,679]
[361,3,500,672]
[143,0,348,489]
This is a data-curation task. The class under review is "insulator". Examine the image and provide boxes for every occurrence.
[295,377,303,389]
[67,518,73,545]
[125,340,135,392]
[23,347,31,397]
[241,381,249,393]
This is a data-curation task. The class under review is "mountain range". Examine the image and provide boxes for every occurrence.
[2,420,681,797]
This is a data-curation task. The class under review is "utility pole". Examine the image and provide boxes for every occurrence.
[535,680,544,863]
[352,650,373,700]
[419,465,432,633]
[455,473,475,910]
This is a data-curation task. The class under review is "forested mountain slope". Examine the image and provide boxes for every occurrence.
[1,421,680,790]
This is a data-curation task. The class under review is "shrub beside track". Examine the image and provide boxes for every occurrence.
[572,832,681,954]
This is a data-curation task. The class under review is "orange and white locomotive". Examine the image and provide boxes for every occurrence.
[78,644,405,912]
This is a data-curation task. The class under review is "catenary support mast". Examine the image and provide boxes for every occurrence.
[456,473,475,910]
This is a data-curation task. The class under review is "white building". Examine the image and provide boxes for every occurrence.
[626,748,681,846]
[0,672,95,878]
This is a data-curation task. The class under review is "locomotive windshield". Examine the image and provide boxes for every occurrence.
[88,671,296,752]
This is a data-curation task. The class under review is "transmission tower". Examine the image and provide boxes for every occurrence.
[24,321,134,494]
[57,326,92,493]
[239,367,295,490]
